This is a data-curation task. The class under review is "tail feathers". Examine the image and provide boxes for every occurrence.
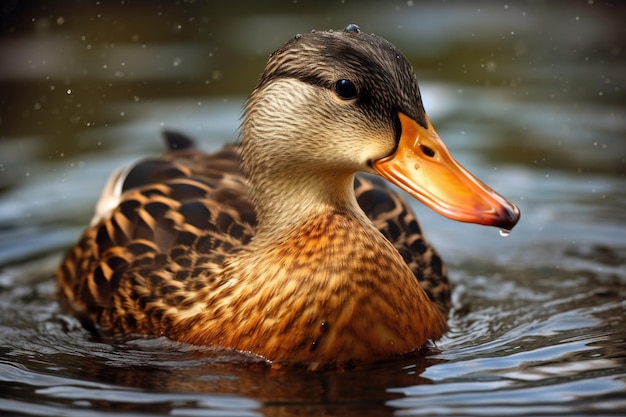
[162,130,197,151]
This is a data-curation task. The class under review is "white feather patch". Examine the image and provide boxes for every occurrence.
[90,163,134,226]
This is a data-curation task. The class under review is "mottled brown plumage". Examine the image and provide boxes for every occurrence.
[57,25,519,369]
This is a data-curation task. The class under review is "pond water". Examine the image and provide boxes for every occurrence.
[1,1,625,416]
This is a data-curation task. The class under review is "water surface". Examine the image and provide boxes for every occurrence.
[1,1,625,416]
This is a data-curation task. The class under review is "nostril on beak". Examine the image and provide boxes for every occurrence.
[420,145,435,158]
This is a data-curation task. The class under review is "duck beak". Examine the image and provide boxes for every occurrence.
[373,112,520,230]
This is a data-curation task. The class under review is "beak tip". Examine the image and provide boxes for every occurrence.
[498,203,521,230]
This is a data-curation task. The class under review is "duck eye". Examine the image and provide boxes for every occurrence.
[335,79,358,100]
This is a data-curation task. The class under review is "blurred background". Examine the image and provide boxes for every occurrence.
[0,1,624,416]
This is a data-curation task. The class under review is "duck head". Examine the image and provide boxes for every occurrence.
[242,24,520,231]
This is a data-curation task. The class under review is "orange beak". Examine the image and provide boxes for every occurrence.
[373,112,520,230]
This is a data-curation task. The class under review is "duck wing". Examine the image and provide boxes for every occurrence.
[57,133,256,330]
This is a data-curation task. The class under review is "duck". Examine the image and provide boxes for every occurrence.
[57,24,520,369]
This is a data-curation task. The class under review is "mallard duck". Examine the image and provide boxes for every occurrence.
[57,24,519,369]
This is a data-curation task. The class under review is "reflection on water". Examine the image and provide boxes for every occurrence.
[1,1,625,416]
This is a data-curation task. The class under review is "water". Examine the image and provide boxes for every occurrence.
[1,1,625,416]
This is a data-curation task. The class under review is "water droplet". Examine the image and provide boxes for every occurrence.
[344,24,360,33]
[499,229,511,237]
[414,163,420,170]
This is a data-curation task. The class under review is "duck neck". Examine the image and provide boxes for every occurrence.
[249,165,363,239]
